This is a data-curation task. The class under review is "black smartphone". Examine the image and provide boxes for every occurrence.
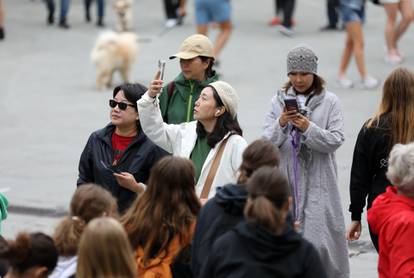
[100,160,121,174]
[284,98,299,112]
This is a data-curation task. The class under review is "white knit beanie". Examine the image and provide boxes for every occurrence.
[208,81,239,119]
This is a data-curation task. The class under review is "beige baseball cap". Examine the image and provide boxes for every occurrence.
[169,34,215,60]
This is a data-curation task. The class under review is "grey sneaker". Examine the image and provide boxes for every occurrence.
[359,76,379,90]
[336,77,353,89]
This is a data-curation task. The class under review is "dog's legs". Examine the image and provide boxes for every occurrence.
[120,65,130,83]
[106,68,116,88]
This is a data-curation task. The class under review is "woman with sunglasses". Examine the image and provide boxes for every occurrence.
[138,77,247,201]
[77,83,167,213]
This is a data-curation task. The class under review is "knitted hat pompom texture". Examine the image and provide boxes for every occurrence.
[287,45,318,75]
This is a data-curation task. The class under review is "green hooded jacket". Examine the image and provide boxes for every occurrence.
[159,72,219,124]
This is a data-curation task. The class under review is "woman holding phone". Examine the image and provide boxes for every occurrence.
[263,45,349,278]
[138,79,246,201]
[77,83,167,213]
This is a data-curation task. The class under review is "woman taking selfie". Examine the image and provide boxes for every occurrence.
[263,45,349,277]
[77,83,167,213]
[347,67,414,251]
[138,79,246,200]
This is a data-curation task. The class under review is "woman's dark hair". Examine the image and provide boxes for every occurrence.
[113,83,147,130]
[199,56,215,78]
[121,156,200,265]
[0,232,58,275]
[237,139,280,184]
[283,74,325,95]
[244,166,290,235]
[196,86,243,148]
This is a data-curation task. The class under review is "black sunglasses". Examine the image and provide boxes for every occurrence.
[109,99,135,111]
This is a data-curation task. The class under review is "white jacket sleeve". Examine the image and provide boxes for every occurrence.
[137,92,181,154]
[263,95,290,147]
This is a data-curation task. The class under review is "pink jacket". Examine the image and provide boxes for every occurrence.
[368,186,414,278]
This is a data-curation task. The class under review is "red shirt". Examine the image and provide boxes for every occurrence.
[111,132,134,165]
[368,186,414,278]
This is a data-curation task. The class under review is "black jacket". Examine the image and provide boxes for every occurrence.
[192,184,247,277]
[77,124,167,213]
[349,116,392,221]
[200,222,326,278]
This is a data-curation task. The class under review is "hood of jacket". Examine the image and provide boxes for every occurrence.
[214,184,247,216]
[234,222,302,262]
[368,186,414,234]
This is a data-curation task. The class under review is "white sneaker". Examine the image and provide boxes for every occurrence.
[360,76,379,90]
[384,54,402,65]
[279,25,294,37]
[165,19,177,28]
[336,77,353,89]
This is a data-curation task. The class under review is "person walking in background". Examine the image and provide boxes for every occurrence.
[0,232,58,278]
[0,0,5,40]
[192,139,281,277]
[84,0,105,27]
[163,0,186,28]
[380,0,413,64]
[195,0,232,63]
[347,67,414,251]
[368,143,414,277]
[50,184,117,278]
[336,0,379,89]
[77,217,136,278]
[44,0,71,28]
[77,83,167,213]
[160,34,218,124]
[139,79,247,200]
[200,167,327,278]
[122,157,200,278]
[268,0,283,26]
[320,0,341,31]
[263,45,349,278]
[277,0,296,36]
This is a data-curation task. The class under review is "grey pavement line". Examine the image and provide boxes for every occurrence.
[8,204,68,218]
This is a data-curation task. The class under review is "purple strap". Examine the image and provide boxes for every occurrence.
[290,127,301,221]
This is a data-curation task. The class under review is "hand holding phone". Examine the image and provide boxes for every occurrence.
[158,59,166,80]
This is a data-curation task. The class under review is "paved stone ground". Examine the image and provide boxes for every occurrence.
[1,0,414,276]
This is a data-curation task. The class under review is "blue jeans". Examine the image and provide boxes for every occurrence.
[84,0,105,19]
[45,0,70,22]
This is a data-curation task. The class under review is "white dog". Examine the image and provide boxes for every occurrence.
[113,0,133,32]
[91,31,139,90]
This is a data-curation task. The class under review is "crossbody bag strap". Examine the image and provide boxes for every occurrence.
[200,136,230,199]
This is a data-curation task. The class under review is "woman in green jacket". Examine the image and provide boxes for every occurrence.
[159,34,218,124]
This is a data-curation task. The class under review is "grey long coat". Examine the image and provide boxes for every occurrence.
[263,88,350,278]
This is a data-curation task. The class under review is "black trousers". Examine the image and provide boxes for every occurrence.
[280,0,295,28]
[327,0,340,27]
[163,0,179,19]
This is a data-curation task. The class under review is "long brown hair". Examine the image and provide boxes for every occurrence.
[53,184,118,257]
[283,74,325,95]
[244,166,290,235]
[77,217,136,278]
[366,67,414,146]
[237,139,280,184]
[121,156,200,264]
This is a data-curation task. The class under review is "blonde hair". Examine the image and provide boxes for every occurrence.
[366,68,414,146]
[77,217,136,278]
[53,184,118,256]
[386,143,414,194]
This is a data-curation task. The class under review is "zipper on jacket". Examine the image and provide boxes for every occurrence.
[186,81,195,122]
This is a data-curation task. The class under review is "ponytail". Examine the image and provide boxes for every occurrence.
[245,196,285,235]
[54,216,86,256]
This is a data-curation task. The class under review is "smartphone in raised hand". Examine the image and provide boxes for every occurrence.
[158,59,166,80]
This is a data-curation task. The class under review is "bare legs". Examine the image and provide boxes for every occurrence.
[383,1,413,62]
[0,0,5,40]
[197,20,232,60]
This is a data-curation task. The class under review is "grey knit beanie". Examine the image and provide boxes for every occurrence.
[287,45,318,75]
[209,81,239,119]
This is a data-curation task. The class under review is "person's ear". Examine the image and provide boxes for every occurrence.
[214,107,225,117]
[32,266,48,278]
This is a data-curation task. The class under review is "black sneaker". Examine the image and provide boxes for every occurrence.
[47,14,54,25]
[0,28,4,40]
[85,13,91,22]
[59,21,70,29]
[96,18,105,27]
[320,25,338,31]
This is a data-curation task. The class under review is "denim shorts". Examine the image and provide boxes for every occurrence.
[340,4,365,24]
[195,0,231,25]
